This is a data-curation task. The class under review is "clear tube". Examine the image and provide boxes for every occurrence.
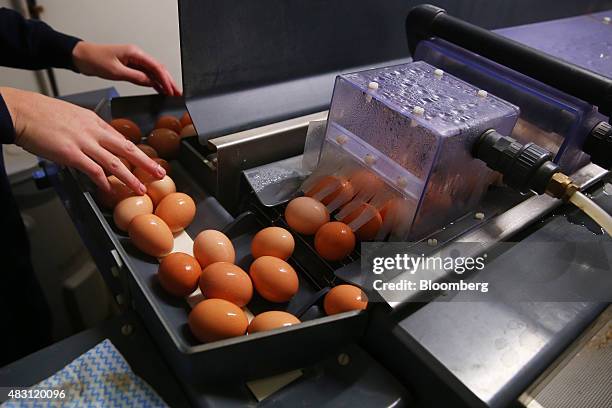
[568,191,612,236]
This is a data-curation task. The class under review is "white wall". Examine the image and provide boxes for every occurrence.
[36,0,182,97]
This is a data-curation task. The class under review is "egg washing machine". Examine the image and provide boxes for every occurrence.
[46,2,612,408]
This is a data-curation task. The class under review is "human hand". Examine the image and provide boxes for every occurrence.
[72,42,181,96]
[1,87,166,193]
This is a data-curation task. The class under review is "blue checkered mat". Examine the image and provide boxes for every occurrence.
[2,339,168,407]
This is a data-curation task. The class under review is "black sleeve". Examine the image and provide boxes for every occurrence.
[0,7,81,71]
[0,94,14,144]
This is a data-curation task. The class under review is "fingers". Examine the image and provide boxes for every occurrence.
[70,152,111,192]
[126,48,178,96]
[83,141,146,194]
[99,121,166,179]
[115,65,155,88]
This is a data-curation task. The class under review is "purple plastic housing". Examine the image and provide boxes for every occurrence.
[415,38,599,174]
[310,61,518,240]
[497,10,612,79]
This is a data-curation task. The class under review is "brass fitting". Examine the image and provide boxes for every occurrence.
[545,172,579,201]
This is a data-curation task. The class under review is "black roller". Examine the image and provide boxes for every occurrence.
[406,4,612,118]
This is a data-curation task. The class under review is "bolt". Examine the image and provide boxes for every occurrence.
[121,324,133,336]
[368,81,379,90]
[474,212,485,220]
[427,238,438,246]
[433,69,444,78]
[337,353,350,366]
[477,90,488,98]
[335,135,348,145]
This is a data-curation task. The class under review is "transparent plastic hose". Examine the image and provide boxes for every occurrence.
[568,191,612,236]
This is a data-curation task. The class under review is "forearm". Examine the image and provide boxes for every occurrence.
[0,7,81,71]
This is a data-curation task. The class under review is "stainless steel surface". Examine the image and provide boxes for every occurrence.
[203,111,328,210]
[382,163,609,308]
[519,306,612,408]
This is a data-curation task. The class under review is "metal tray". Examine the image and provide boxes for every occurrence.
[57,95,367,383]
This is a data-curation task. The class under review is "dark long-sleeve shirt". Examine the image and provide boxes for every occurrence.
[0,7,81,144]
[0,10,81,358]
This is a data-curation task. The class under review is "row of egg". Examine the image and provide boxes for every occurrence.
[160,227,368,342]
[283,170,413,261]
[99,114,368,344]
[110,111,197,162]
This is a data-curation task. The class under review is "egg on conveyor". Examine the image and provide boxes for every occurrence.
[284,196,329,235]
[247,311,300,334]
[323,284,368,315]
[128,214,174,258]
[180,111,192,128]
[193,230,236,268]
[251,227,295,260]
[110,118,142,144]
[113,194,153,231]
[155,192,196,232]
[96,175,134,209]
[153,158,171,175]
[199,262,253,307]
[314,221,355,261]
[146,175,176,207]
[147,128,181,159]
[188,299,248,342]
[180,124,197,138]
[137,144,158,158]
[306,175,354,206]
[340,202,382,241]
[157,252,201,297]
[154,115,182,134]
[249,256,299,303]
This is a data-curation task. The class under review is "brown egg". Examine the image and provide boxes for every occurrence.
[96,175,134,209]
[188,298,248,342]
[155,192,196,232]
[180,124,197,138]
[133,167,158,184]
[128,214,174,258]
[314,222,355,261]
[306,175,354,206]
[113,194,153,231]
[137,144,158,158]
[154,115,182,133]
[247,311,300,334]
[180,111,193,128]
[110,118,142,144]
[119,157,133,171]
[251,227,294,260]
[323,284,368,315]
[284,197,329,235]
[158,252,201,297]
[146,175,176,206]
[147,128,180,159]
[249,256,299,303]
[340,202,382,241]
[349,169,384,196]
[199,262,253,307]
[153,158,171,175]
[193,230,235,268]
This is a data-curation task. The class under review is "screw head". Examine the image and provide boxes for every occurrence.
[337,353,350,366]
